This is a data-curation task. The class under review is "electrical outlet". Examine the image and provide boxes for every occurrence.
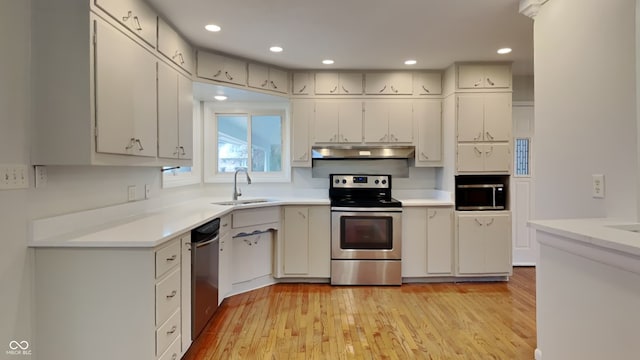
[0,164,28,190]
[145,184,151,199]
[592,174,605,198]
[35,165,47,188]
[128,185,136,201]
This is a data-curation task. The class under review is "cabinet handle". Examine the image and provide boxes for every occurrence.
[135,139,144,151]
[473,146,482,156]
[474,131,482,141]
[420,151,429,160]
[330,86,338,93]
[298,211,306,219]
[486,77,495,86]
[213,70,222,78]
[485,146,494,156]
[271,80,278,89]
[298,152,308,160]
[166,254,177,261]
[378,85,387,93]
[379,134,386,142]
[125,138,136,150]
[474,218,483,226]
[172,51,185,65]
[133,16,142,31]
[171,354,177,360]
[332,134,338,142]
[428,210,437,219]
[486,218,495,226]
[122,10,133,22]
[173,146,180,156]
[222,223,228,227]
[225,71,234,81]
[485,131,494,140]
[179,146,186,156]
[297,85,306,93]
[341,85,349,93]
[166,290,177,299]
[391,85,398,93]
[422,85,430,93]
[261,79,268,87]
[474,80,482,87]
[167,325,177,335]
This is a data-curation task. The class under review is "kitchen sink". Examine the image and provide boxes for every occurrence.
[211,198,273,206]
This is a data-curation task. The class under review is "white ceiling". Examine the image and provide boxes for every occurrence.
[149,0,533,101]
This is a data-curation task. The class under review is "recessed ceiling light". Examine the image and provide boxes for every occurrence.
[269,46,283,53]
[214,95,227,101]
[404,60,417,65]
[497,47,512,54]
[205,24,221,32]
[322,59,335,65]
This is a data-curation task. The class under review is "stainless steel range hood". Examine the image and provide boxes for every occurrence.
[311,146,415,159]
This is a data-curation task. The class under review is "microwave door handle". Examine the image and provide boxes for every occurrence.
[492,186,496,208]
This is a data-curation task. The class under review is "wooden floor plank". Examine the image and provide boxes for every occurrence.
[184,267,536,360]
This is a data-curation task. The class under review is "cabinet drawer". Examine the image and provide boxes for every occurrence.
[156,241,180,278]
[232,207,280,228]
[158,334,181,360]
[156,308,181,356]
[156,268,181,326]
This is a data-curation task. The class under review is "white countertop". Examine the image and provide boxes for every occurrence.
[29,195,454,248]
[529,218,640,257]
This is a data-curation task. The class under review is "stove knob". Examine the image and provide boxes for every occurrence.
[374,180,380,184]
[342,179,347,184]
[334,179,340,184]
[382,179,387,185]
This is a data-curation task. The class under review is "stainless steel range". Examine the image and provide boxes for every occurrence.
[329,174,402,285]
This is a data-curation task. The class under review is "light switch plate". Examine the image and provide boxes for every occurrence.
[592,174,605,198]
[128,185,136,201]
[0,164,29,190]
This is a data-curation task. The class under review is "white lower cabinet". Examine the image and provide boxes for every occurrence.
[402,207,454,277]
[34,235,187,360]
[232,231,273,284]
[456,211,512,275]
[279,206,331,278]
[218,215,232,305]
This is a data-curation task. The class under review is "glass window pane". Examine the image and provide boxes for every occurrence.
[515,138,530,176]
[251,115,282,173]
[217,115,248,173]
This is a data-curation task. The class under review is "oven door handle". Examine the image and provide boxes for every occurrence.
[331,207,403,212]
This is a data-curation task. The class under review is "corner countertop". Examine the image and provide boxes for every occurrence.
[29,194,454,249]
[529,218,640,258]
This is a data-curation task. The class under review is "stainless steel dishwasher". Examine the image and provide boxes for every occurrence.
[191,218,220,340]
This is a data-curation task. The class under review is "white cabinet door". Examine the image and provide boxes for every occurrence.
[268,67,288,93]
[401,207,428,277]
[483,93,512,142]
[363,101,389,143]
[483,213,512,273]
[283,207,309,275]
[457,95,485,142]
[458,64,511,89]
[338,101,363,143]
[219,230,232,303]
[338,73,363,95]
[180,234,192,352]
[292,72,312,95]
[196,51,247,86]
[457,144,485,172]
[314,101,339,143]
[457,212,512,275]
[95,0,157,47]
[157,17,193,74]
[307,206,330,277]
[414,100,442,165]
[483,143,511,173]
[483,64,511,89]
[94,19,157,157]
[247,63,270,90]
[291,100,313,166]
[365,72,412,95]
[158,62,179,159]
[388,101,413,142]
[426,208,453,274]
[177,73,193,160]
[414,72,442,95]
[457,215,486,274]
[315,72,340,94]
[457,64,486,89]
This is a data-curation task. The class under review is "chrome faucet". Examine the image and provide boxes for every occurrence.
[233,168,252,200]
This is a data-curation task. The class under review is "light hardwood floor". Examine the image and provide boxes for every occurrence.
[184,267,536,360]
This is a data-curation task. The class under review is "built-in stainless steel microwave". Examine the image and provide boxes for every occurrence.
[456,183,506,211]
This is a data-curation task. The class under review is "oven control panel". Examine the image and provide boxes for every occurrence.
[330,174,391,189]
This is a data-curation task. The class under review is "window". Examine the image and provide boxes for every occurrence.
[204,105,289,183]
[514,138,530,176]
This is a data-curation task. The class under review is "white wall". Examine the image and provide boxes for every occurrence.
[534,0,638,220]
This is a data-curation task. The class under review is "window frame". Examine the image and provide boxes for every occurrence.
[203,102,290,183]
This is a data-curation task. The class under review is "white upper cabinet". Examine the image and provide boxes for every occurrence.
[414,100,442,165]
[94,18,157,157]
[247,63,288,94]
[314,101,362,143]
[414,72,442,95]
[363,101,413,143]
[157,17,194,74]
[291,72,312,95]
[158,61,193,160]
[94,0,157,47]
[457,143,511,173]
[457,93,511,142]
[458,64,511,89]
[365,72,413,95]
[315,72,363,95]
[196,50,247,86]
[290,99,313,166]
